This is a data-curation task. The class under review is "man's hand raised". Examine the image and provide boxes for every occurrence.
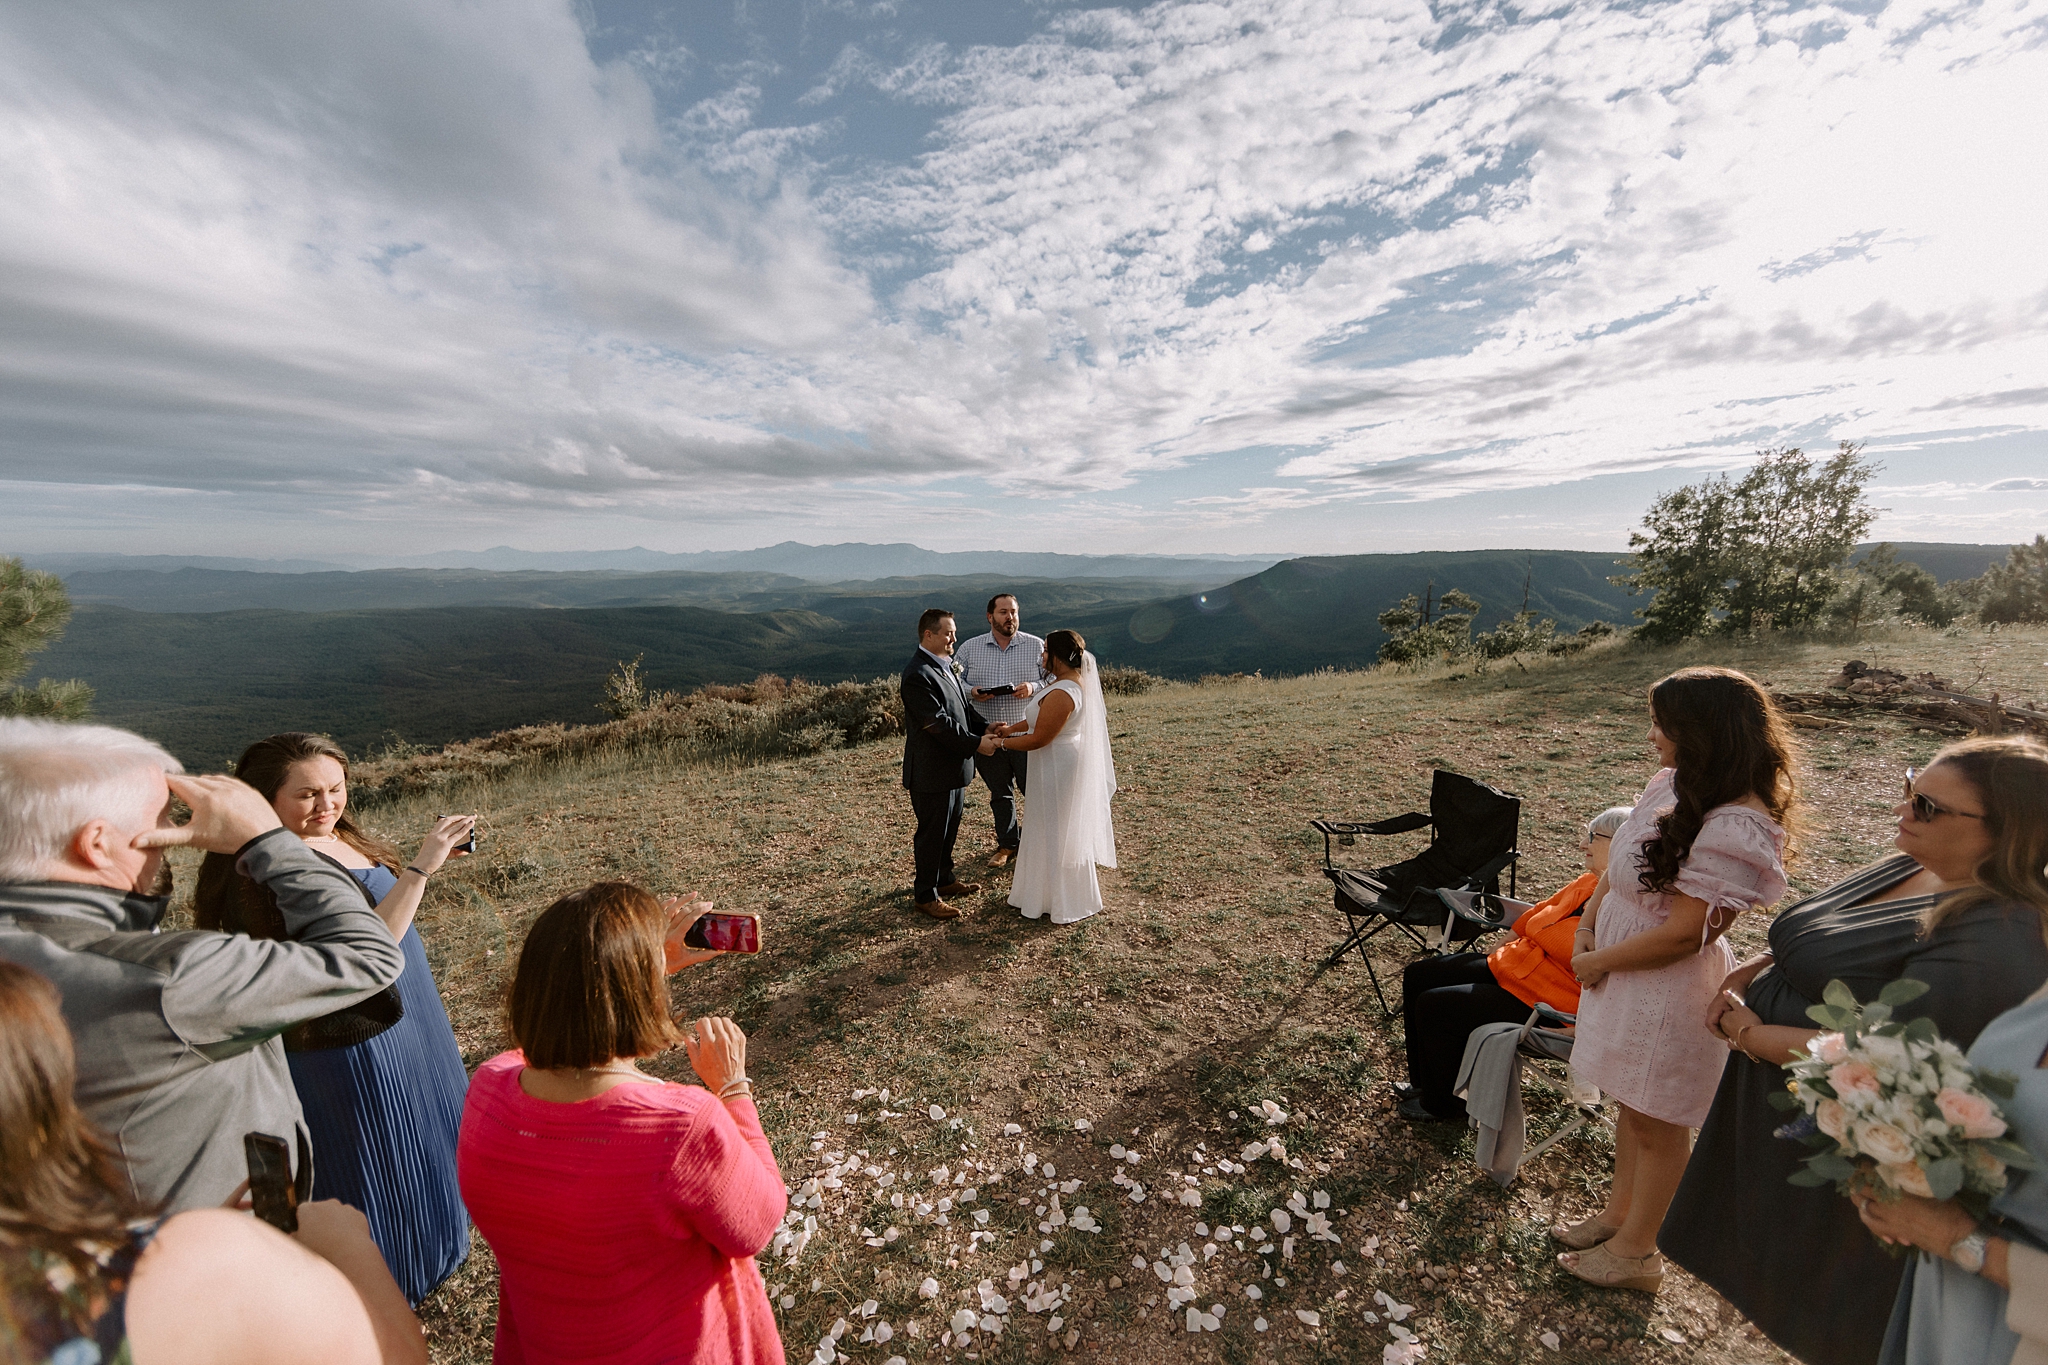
[133,774,283,855]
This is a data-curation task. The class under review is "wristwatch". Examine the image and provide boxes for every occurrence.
[1948,1229,1989,1274]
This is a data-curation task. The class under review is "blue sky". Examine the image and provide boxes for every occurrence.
[2,0,2044,558]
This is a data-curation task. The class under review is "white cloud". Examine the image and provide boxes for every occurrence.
[1,0,2045,547]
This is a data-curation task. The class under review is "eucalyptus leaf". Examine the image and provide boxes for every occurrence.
[1981,1073,2018,1099]
[1925,1157,1964,1201]
[1901,1017,1939,1044]
[1787,1168,1833,1188]
[1806,1004,1840,1028]
[1823,979,1860,1011]
[1862,1002,1893,1027]
[1766,1091,1798,1112]
[1812,1152,1858,1181]
[1878,978,1932,1007]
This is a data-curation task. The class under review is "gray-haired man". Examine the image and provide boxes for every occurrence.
[0,719,405,1212]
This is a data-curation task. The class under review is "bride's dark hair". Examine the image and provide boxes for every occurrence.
[1045,629,1086,670]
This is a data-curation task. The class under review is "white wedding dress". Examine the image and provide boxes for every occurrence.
[1009,655,1118,924]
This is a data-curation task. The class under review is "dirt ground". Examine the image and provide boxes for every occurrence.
[295,625,2048,1364]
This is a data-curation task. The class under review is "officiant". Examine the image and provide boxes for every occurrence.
[956,593,1050,868]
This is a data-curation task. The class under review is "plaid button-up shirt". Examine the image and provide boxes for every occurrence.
[955,630,1050,726]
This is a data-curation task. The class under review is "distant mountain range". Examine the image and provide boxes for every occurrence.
[31,541,1285,583]
[24,540,2023,765]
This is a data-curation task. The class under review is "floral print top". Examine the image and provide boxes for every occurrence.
[0,1223,154,1365]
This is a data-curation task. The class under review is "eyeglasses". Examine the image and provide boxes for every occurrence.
[1904,768,1986,824]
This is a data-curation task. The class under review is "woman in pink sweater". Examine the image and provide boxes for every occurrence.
[457,883,786,1364]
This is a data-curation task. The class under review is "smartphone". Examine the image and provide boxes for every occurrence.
[437,815,478,854]
[978,684,1016,697]
[244,1132,299,1233]
[683,912,762,953]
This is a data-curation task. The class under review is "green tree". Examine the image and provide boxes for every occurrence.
[1966,535,2048,624]
[1377,584,1480,664]
[1828,543,1960,632]
[0,558,92,719]
[1617,442,1879,644]
[1474,609,1556,660]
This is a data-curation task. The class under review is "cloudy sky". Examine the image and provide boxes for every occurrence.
[2,0,2044,559]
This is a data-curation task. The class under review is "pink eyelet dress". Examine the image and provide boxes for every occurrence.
[1571,769,1788,1128]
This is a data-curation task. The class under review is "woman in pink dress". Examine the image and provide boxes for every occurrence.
[457,882,785,1364]
[1556,667,1796,1294]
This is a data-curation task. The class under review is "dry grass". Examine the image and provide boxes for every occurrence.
[303,624,2048,1365]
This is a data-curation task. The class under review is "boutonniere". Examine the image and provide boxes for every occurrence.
[949,660,967,680]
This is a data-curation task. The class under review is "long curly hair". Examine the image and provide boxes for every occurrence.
[1919,736,2048,936]
[193,732,401,936]
[0,962,154,1319]
[1638,667,1800,894]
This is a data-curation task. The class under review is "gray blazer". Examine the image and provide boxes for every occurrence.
[0,829,406,1212]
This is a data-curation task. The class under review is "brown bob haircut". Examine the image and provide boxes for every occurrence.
[508,882,684,1070]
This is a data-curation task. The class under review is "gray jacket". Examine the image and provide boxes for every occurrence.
[0,829,405,1212]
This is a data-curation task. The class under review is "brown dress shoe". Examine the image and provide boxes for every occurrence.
[916,898,959,920]
[937,880,981,897]
[988,848,1016,868]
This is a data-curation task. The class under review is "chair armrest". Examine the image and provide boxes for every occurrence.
[1313,813,1432,837]
[1530,1002,1576,1028]
[1433,887,1535,929]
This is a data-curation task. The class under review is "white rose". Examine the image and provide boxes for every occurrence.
[1855,1121,1916,1166]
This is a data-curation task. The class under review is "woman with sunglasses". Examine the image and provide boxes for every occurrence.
[1661,736,2048,1365]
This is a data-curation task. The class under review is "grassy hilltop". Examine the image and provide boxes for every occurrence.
[153,622,2048,1365]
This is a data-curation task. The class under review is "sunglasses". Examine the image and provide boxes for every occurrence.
[1904,768,1986,824]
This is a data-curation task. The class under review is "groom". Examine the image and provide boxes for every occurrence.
[901,608,1000,920]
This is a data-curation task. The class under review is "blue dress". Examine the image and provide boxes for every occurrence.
[1881,986,2048,1365]
[287,865,470,1305]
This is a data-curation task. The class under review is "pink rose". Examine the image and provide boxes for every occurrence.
[1855,1120,1916,1167]
[1815,1099,1850,1143]
[1811,1033,1849,1064]
[1881,1160,1934,1198]
[1828,1060,1882,1103]
[1935,1088,2008,1140]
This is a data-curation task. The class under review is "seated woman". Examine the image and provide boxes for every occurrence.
[1661,736,2048,1365]
[0,960,426,1365]
[192,732,476,1306]
[458,882,786,1365]
[1861,981,2048,1365]
[1396,805,1632,1121]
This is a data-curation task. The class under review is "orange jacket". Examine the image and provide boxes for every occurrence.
[1487,871,1598,1013]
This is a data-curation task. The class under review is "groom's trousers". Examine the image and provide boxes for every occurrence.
[973,749,1028,850]
[909,787,966,902]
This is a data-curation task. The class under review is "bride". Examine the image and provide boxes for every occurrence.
[990,629,1118,924]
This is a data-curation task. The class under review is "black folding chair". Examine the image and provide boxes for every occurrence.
[1311,769,1521,1016]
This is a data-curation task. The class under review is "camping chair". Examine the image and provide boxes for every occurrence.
[1453,1000,1610,1185]
[1311,769,1522,1016]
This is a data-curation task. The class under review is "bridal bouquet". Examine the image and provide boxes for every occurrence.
[1770,977,2036,1211]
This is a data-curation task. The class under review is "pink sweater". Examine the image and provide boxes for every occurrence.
[457,1053,788,1364]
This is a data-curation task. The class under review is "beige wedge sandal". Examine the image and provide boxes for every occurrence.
[1558,1242,1664,1294]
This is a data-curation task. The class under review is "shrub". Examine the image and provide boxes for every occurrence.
[1098,665,1166,695]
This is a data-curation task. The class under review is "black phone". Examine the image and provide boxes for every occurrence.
[682,912,762,953]
[244,1132,299,1233]
[979,684,1016,697]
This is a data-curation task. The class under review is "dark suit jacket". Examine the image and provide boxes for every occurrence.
[901,648,989,792]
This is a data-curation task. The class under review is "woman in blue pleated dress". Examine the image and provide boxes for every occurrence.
[192,732,475,1306]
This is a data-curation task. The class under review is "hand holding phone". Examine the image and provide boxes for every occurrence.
[684,912,761,954]
[244,1132,299,1233]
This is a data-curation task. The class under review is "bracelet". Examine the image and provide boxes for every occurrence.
[1733,1024,1759,1060]
[717,1077,754,1099]
[405,865,431,879]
